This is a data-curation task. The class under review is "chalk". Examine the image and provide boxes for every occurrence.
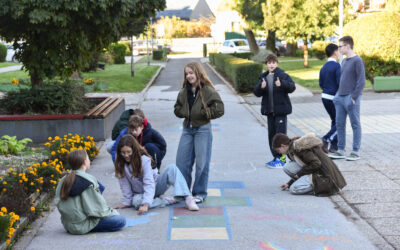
[173,216,178,220]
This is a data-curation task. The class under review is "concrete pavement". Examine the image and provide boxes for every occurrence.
[19,57,394,250]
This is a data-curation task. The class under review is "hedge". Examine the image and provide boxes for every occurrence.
[344,11,400,81]
[227,52,254,60]
[312,41,331,60]
[0,43,7,62]
[152,50,163,60]
[209,53,263,93]
[110,43,126,64]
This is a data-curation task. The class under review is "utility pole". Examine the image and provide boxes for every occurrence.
[150,17,154,56]
[131,36,135,77]
[146,24,150,66]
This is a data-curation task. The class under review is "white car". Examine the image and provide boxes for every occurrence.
[218,39,250,54]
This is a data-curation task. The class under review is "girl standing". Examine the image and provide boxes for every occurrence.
[174,62,224,203]
[55,149,125,234]
[114,135,199,214]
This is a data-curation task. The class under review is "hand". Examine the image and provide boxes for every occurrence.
[261,78,267,89]
[275,77,281,87]
[352,99,356,104]
[114,205,128,209]
[137,204,149,215]
[281,184,289,190]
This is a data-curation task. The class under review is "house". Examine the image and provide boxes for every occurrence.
[156,0,214,21]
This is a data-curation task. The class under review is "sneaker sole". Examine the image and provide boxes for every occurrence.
[328,155,346,159]
[265,165,283,169]
[346,157,360,161]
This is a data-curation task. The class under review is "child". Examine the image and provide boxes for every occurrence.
[113,135,199,214]
[174,62,224,203]
[55,149,126,234]
[272,133,346,196]
[253,54,296,169]
[319,43,341,153]
[106,108,145,154]
[111,115,166,170]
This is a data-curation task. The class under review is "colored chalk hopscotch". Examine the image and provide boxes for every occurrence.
[167,181,251,241]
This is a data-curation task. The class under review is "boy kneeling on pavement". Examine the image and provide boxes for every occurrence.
[272,133,346,196]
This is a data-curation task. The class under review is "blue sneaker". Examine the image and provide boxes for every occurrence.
[266,158,284,169]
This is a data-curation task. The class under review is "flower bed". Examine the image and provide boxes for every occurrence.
[0,133,99,247]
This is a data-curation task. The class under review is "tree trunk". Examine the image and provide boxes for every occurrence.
[303,39,309,68]
[286,42,297,57]
[244,29,259,54]
[30,73,43,87]
[266,30,276,54]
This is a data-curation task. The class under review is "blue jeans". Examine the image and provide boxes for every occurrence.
[322,98,337,147]
[176,123,213,199]
[333,94,362,153]
[131,164,192,209]
[91,215,126,232]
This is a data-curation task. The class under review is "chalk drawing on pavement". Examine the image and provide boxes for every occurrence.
[258,242,288,250]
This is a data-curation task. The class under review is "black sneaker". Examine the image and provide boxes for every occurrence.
[328,144,338,153]
[322,140,329,153]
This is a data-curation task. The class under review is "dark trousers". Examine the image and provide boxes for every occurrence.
[322,98,337,147]
[145,143,165,170]
[267,114,287,158]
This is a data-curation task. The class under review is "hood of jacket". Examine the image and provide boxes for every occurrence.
[293,133,322,152]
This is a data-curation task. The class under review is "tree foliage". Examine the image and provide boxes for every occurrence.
[0,0,165,86]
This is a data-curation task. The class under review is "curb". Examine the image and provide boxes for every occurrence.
[204,61,392,249]
[138,65,165,108]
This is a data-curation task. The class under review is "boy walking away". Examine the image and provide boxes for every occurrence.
[329,36,365,161]
[253,54,296,168]
[112,115,167,170]
[319,44,341,153]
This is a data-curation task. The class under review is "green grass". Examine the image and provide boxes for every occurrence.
[275,59,372,90]
[0,62,20,68]
[136,56,167,64]
[82,63,160,92]
[0,64,160,93]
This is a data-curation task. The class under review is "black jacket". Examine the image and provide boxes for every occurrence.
[253,67,296,116]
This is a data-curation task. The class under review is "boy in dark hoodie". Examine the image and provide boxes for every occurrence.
[106,109,145,154]
[253,54,296,169]
[111,115,166,170]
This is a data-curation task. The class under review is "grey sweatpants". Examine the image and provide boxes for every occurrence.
[283,161,313,195]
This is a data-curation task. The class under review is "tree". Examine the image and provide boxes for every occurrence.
[262,0,283,54]
[264,0,353,67]
[235,0,264,54]
[0,0,165,86]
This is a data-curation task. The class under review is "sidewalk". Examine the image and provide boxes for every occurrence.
[21,58,382,250]
[0,65,22,73]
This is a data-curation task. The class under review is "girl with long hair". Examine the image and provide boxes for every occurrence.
[114,135,199,214]
[174,62,224,203]
[55,149,125,234]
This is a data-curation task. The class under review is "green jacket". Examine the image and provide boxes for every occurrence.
[174,84,224,127]
[55,170,118,235]
[287,133,347,197]
[112,109,135,140]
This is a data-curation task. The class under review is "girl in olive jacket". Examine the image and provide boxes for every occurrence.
[272,133,346,196]
[55,149,125,234]
[174,62,224,203]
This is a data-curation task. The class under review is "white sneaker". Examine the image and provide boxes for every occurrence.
[185,196,199,211]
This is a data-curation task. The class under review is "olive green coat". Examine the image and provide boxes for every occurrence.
[288,133,347,196]
[174,84,224,127]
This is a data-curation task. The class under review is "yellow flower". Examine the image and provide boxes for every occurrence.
[51,151,56,156]
[36,189,40,193]
[6,240,10,245]
[31,207,35,212]
[10,78,19,85]
[44,142,51,147]
[48,137,52,141]
[8,168,13,171]
[55,136,60,140]
[2,181,7,185]
[1,207,7,213]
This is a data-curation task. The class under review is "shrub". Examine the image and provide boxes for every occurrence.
[0,207,20,245]
[99,51,114,64]
[296,49,304,58]
[0,80,88,114]
[0,43,6,62]
[228,52,254,60]
[110,43,126,64]
[251,49,273,64]
[312,41,331,60]
[152,50,163,60]
[118,41,132,56]
[0,136,32,155]
[210,53,263,93]
[344,11,400,79]
[44,134,99,169]
[0,183,30,217]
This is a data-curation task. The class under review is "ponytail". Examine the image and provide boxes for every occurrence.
[60,170,77,200]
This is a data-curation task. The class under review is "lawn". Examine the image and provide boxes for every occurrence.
[276,59,372,90]
[0,64,160,93]
[136,56,167,64]
[0,62,20,68]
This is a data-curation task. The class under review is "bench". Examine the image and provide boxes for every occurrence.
[85,97,125,118]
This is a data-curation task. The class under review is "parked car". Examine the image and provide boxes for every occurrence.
[4,42,22,62]
[258,40,287,56]
[218,39,250,54]
[132,40,159,56]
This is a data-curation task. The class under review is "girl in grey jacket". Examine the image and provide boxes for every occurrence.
[114,135,199,214]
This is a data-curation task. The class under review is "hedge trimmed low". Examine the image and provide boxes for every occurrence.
[227,52,254,60]
[209,53,263,93]
[152,50,163,60]
[0,43,7,62]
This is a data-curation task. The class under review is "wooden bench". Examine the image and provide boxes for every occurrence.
[85,97,124,118]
